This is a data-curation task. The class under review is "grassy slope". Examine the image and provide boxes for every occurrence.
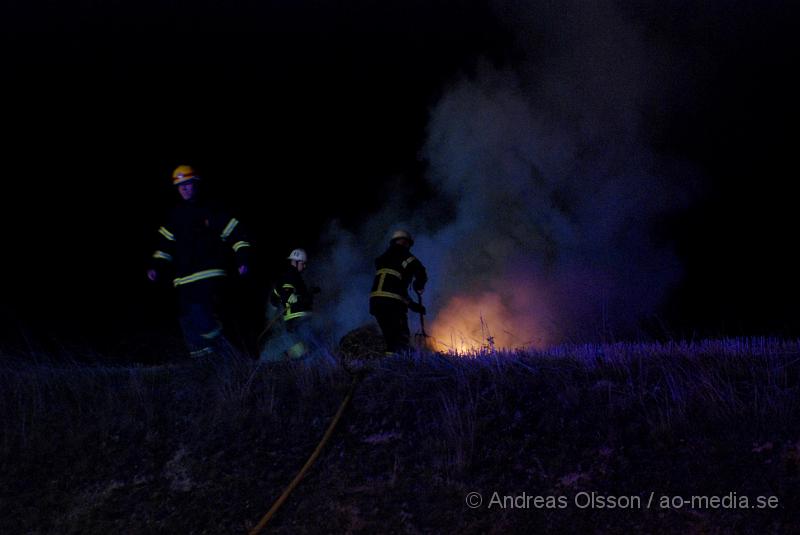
[1,339,799,534]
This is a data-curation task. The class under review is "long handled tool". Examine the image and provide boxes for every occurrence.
[414,290,430,348]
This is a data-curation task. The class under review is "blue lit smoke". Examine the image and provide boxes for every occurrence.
[314,1,699,346]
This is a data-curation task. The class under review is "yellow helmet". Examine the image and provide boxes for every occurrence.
[172,165,200,185]
[390,229,414,246]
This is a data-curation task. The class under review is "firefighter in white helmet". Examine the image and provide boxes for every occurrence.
[260,248,320,362]
[147,165,252,359]
[369,230,427,354]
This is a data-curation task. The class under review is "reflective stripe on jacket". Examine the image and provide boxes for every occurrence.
[271,266,313,322]
[149,199,251,286]
[369,244,427,306]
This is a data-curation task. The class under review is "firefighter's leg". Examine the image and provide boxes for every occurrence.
[179,305,213,358]
[286,340,307,360]
[284,317,314,360]
[298,318,323,363]
[179,280,226,359]
[374,313,393,355]
[260,321,293,363]
[397,312,411,352]
[387,309,410,353]
[376,308,410,355]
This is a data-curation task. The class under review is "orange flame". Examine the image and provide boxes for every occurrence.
[428,291,552,353]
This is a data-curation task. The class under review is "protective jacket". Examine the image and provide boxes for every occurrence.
[271,265,313,322]
[369,243,427,311]
[151,199,251,287]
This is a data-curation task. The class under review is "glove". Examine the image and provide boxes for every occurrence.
[408,301,426,315]
[287,293,299,305]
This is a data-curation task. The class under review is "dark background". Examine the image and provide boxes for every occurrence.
[1,1,797,355]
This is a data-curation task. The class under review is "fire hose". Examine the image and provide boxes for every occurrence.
[248,374,360,534]
[249,292,425,532]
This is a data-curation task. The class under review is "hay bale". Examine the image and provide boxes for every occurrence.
[338,324,386,362]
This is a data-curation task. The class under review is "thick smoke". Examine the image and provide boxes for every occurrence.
[315,1,696,347]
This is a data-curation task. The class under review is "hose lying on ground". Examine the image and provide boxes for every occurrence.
[248,373,361,534]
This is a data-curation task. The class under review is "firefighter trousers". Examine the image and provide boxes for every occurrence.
[371,299,410,354]
[260,315,317,363]
[178,277,228,358]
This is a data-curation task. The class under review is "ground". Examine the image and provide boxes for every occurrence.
[1,338,798,533]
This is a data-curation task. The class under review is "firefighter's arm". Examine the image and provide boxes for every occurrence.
[408,261,427,314]
[149,225,176,281]
[220,215,252,272]
[277,283,298,306]
[412,260,428,294]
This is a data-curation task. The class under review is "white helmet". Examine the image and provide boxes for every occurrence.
[390,229,414,245]
[287,248,308,262]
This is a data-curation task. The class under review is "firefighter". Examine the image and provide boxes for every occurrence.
[369,229,428,354]
[260,248,319,362]
[147,165,252,359]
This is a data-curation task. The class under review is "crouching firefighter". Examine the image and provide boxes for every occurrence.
[369,230,428,355]
[260,248,320,362]
[147,165,252,359]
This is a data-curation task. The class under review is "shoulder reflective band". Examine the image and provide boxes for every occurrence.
[282,284,296,290]
[173,269,227,287]
[232,240,251,252]
[153,250,173,262]
[220,218,239,240]
[159,226,176,241]
[401,256,416,269]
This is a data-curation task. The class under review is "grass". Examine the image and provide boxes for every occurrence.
[1,337,799,533]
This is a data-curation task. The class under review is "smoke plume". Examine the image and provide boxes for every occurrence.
[315,1,698,349]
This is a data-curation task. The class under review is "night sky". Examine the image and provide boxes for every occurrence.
[1,1,797,355]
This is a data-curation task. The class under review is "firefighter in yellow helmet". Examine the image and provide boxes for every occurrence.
[147,165,252,359]
[260,248,321,362]
[369,230,427,354]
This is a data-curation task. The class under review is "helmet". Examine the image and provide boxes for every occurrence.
[172,165,200,185]
[390,229,414,246]
[287,248,308,262]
